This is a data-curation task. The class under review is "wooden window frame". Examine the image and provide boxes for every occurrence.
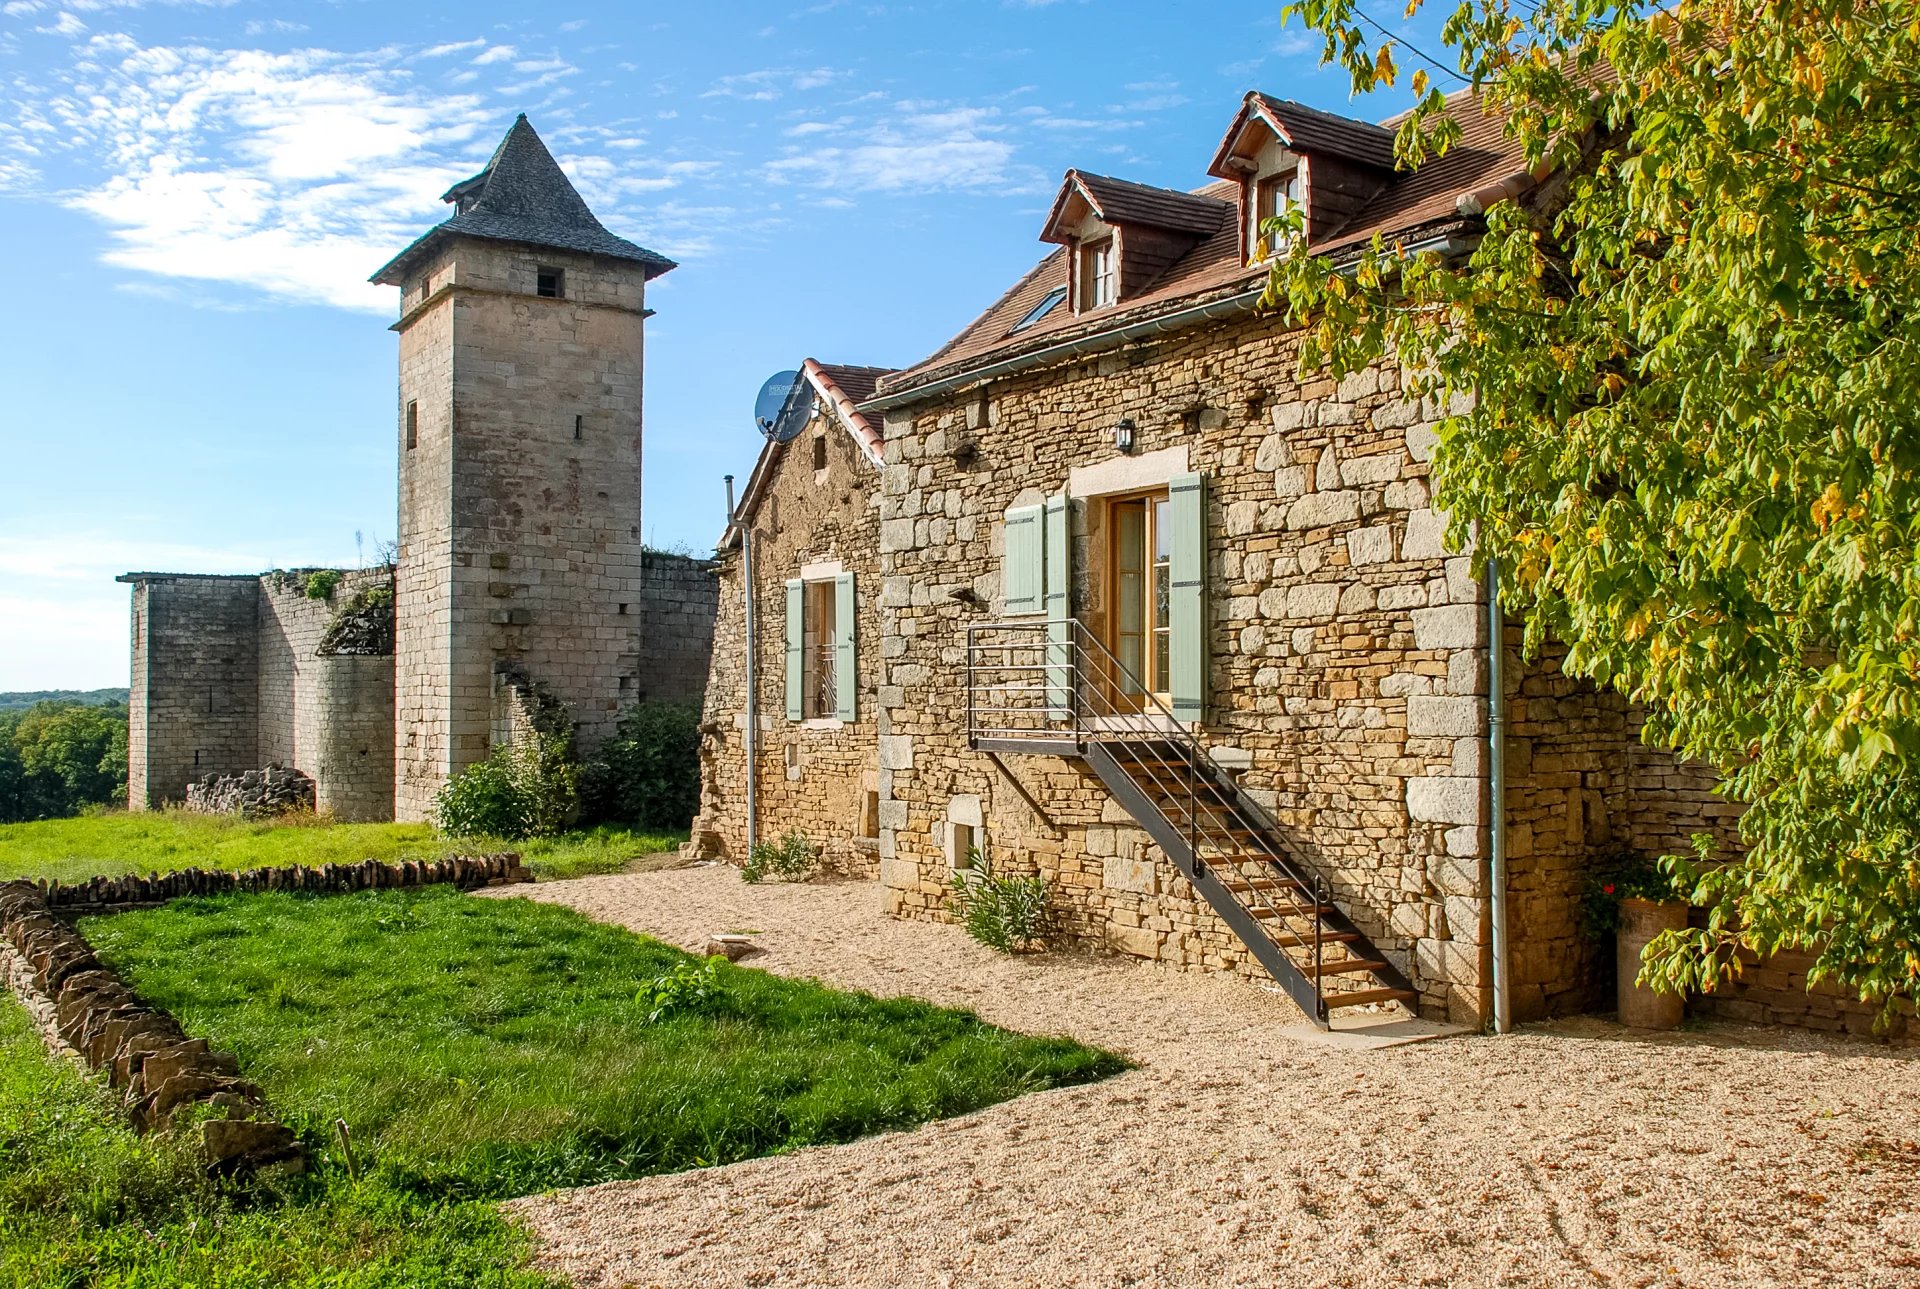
[1103,487,1173,709]
[1077,237,1116,311]
[1253,169,1304,259]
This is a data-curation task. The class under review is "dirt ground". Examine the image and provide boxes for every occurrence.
[487,865,1920,1289]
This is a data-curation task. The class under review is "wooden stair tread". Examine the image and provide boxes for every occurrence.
[1244,904,1334,920]
[1267,929,1360,949]
[1222,876,1303,892]
[1302,957,1389,979]
[1322,987,1418,1010]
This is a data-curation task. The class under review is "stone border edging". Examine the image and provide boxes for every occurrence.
[0,851,530,1176]
[28,852,530,916]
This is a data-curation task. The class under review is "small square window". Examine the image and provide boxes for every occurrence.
[536,267,564,299]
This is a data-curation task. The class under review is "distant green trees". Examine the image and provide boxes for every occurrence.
[0,701,128,823]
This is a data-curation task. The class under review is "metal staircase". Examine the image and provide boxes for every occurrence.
[966,619,1417,1026]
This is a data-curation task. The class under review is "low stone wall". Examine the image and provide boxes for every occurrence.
[1689,947,1917,1045]
[0,880,303,1175]
[183,764,316,817]
[28,852,530,917]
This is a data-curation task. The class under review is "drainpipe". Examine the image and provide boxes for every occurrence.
[728,474,759,856]
[1487,554,1511,1034]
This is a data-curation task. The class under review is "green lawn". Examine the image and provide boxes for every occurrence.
[0,810,684,884]
[84,887,1126,1199]
[0,991,560,1289]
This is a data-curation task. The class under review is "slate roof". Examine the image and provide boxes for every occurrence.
[873,85,1528,400]
[1043,170,1232,242]
[371,115,677,285]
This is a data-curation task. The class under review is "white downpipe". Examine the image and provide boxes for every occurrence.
[1488,555,1511,1034]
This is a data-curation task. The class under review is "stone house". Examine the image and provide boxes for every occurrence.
[122,116,718,820]
[692,361,894,877]
[741,87,1754,1032]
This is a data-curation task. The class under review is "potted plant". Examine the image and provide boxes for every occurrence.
[1581,851,1691,1029]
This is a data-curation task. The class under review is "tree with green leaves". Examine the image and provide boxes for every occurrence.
[0,701,128,822]
[1272,0,1920,1007]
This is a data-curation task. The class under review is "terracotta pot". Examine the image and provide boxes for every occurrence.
[1616,897,1688,1029]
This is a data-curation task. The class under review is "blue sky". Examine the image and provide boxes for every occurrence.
[0,0,1432,689]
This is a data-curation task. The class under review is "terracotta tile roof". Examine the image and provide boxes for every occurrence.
[720,359,896,550]
[372,115,676,285]
[874,86,1529,401]
[1044,171,1232,241]
[1243,93,1400,171]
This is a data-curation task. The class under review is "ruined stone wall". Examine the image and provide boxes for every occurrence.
[123,575,261,809]
[388,240,653,822]
[874,310,1497,1023]
[635,552,718,708]
[692,408,882,878]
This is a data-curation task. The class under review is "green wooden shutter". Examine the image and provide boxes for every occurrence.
[1043,491,1072,716]
[1169,472,1206,724]
[1003,504,1043,615]
[784,577,804,721]
[833,571,857,722]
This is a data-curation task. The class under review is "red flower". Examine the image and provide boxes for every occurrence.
[1603,883,1616,895]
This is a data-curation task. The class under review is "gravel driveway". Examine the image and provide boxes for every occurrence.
[488,865,1920,1289]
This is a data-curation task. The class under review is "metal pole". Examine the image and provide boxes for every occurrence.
[1488,554,1511,1035]
[727,475,759,858]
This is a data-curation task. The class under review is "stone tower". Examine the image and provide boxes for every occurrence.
[371,115,677,821]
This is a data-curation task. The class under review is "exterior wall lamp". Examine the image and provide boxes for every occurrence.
[1112,417,1136,454]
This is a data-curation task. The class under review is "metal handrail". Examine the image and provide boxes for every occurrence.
[963,619,1361,1013]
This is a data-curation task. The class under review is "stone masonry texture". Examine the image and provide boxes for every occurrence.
[693,405,883,878]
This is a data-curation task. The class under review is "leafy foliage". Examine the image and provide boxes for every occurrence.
[0,700,127,823]
[433,735,578,841]
[741,829,816,883]
[302,569,342,600]
[636,957,723,1023]
[578,699,701,830]
[1272,0,1920,1004]
[1579,847,1694,940]
[84,887,1125,1197]
[949,850,1048,953]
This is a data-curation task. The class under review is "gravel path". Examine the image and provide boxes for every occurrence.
[488,866,1920,1289]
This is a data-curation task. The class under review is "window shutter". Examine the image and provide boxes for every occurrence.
[784,577,804,721]
[1043,491,1072,715]
[833,571,857,722]
[1169,472,1206,723]
[1002,504,1043,615]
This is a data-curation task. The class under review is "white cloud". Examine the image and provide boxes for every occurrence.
[243,17,305,35]
[420,37,484,58]
[764,103,1030,193]
[470,44,515,65]
[35,10,84,35]
[23,37,501,311]
[702,66,844,101]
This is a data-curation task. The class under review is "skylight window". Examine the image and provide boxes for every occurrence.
[1008,285,1068,335]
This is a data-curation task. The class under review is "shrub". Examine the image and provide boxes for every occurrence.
[578,700,700,830]
[741,830,814,884]
[949,850,1047,953]
[433,735,578,841]
[302,569,342,601]
[1579,848,1693,940]
[635,957,722,1023]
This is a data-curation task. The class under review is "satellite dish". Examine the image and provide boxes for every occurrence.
[753,370,813,443]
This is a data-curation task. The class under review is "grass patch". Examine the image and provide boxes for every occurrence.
[0,991,560,1288]
[0,810,684,884]
[85,887,1126,1199]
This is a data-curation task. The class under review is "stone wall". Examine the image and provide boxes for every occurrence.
[636,551,719,707]
[394,238,652,822]
[123,575,262,809]
[692,405,883,878]
[872,310,1500,1022]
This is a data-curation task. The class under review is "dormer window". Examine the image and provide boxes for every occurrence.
[1078,238,1115,311]
[1255,169,1303,258]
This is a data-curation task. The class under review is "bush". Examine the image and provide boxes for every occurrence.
[949,850,1047,953]
[741,830,814,883]
[579,699,701,830]
[1579,847,1694,940]
[433,735,578,841]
